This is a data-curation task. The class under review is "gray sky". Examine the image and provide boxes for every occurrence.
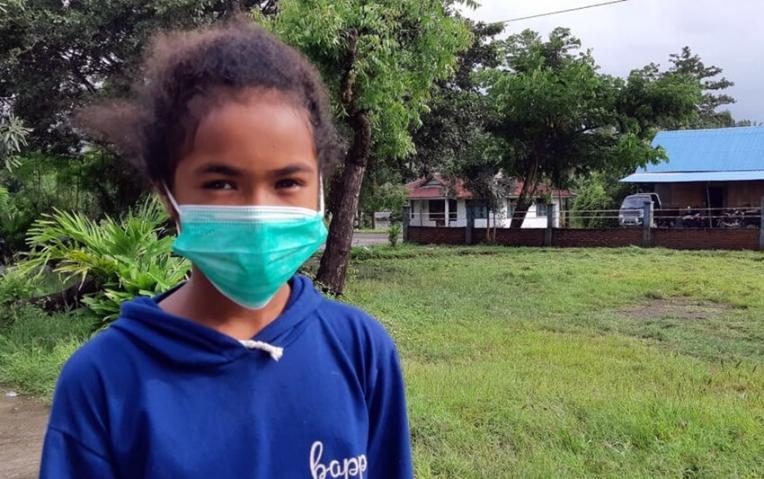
[461,0,763,123]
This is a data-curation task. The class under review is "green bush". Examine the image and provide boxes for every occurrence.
[16,197,189,325]
[0,266,39,303]
[571,174,616,228]
[0,150,120,259]
[0,185,35,261]
[388,223,402,247]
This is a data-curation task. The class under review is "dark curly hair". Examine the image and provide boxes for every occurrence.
[78,19,341,189]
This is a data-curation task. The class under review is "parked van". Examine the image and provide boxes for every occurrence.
[619,193,661,227]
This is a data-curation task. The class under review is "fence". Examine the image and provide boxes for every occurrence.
[402,199,764,251]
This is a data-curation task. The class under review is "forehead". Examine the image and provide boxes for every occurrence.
[180,89,318,175]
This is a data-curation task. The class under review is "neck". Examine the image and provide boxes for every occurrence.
[160,266,291,340]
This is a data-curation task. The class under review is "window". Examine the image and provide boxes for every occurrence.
[428,200,445,222]
[449,199,458,222]
[467,200,488,219]
[536,202,548,217]
[410,201,415,219]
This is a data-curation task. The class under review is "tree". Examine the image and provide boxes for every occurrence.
[669,46,737,128]
[0,1,282,214]
[411,20,504,178]
[482,29,701,228]
[1,1,282,150]
[271,0,471,293]
[363,182,408,228]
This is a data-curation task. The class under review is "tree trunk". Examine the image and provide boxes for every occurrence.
[492,210,497,241]
[316,112,371,294]
[315,29,368,295]
[511,200,531,229]
[485,209,491,242]
[511,160,540,229]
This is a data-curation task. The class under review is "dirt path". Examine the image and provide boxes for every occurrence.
[0,389,49,479]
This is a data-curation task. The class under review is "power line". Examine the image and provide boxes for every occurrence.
[496,0,629,24]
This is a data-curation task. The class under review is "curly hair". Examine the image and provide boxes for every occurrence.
[78,19,341,188]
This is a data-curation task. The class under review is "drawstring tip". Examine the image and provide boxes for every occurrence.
[270,347,284,362]
[240,339,284,362]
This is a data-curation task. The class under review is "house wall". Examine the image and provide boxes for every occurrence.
[727,181,764,207]
[409,198,563,229]
[654,181,764,209]
[409,200,435,227]
[654,183,705,208]
[522,201,563,228]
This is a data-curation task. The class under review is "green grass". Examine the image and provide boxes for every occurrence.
[2,245,763,476]
[0,306,95,397]
[343,246,764,478]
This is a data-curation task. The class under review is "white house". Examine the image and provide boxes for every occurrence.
[405,175,574,229]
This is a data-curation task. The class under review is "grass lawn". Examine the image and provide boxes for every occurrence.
[343,246,764,478]
[2,245,763,477]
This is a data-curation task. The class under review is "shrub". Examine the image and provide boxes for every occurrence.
[16,197,189,325]
[571,174,615,228]
[0,266,39,303]
[388,223,402,247]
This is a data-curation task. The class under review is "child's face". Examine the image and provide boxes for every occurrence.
[170,90,320,211]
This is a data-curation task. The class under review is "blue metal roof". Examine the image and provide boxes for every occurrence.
[622,171,764,183]
[621,126,764,183]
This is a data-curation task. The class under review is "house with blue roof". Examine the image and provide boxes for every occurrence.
[621,126,764,210]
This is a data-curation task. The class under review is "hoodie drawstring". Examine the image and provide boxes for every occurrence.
[239,340,284,362]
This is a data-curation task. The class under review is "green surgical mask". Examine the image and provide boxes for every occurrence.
[165,187,328,310]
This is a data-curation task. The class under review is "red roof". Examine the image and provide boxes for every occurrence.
[405,175,473,200]
[405,175,574,200]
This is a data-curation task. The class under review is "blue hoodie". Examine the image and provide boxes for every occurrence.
[40,275,412,478]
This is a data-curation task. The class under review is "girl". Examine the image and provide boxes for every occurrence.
[40,20,412,478]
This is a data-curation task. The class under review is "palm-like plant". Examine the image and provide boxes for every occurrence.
[18,197,189,324]
[0,115,31,171]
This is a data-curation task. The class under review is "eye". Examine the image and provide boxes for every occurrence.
[275,178,302,190]
[203,180,236,190]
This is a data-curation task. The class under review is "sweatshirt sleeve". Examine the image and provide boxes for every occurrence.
[39,346,118,479]
[40,427,117,478]
[365,341,413,478]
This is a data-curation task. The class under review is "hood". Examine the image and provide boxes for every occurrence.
[111,275,324,368]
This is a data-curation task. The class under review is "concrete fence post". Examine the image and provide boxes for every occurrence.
[465,206,474,246]
[759,197,764,251]
[545,203,555,247]
[642,201,653,247]
[402,206,411,242]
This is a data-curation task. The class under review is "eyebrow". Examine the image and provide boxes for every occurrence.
[271,164,315,177]
[194,162,315,177]
[194,163,244,176]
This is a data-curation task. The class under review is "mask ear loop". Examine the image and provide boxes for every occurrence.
[319,176,325,215]
[162,183,181,213]
[162,183,182,232]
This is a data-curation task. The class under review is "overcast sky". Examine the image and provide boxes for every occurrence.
[461,0,763,123]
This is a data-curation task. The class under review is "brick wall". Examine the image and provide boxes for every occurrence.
[406,225,762,251]
[487,228,545,246]
[407,226,466,245]
[653,228,760,250]
[554,228,643,248]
